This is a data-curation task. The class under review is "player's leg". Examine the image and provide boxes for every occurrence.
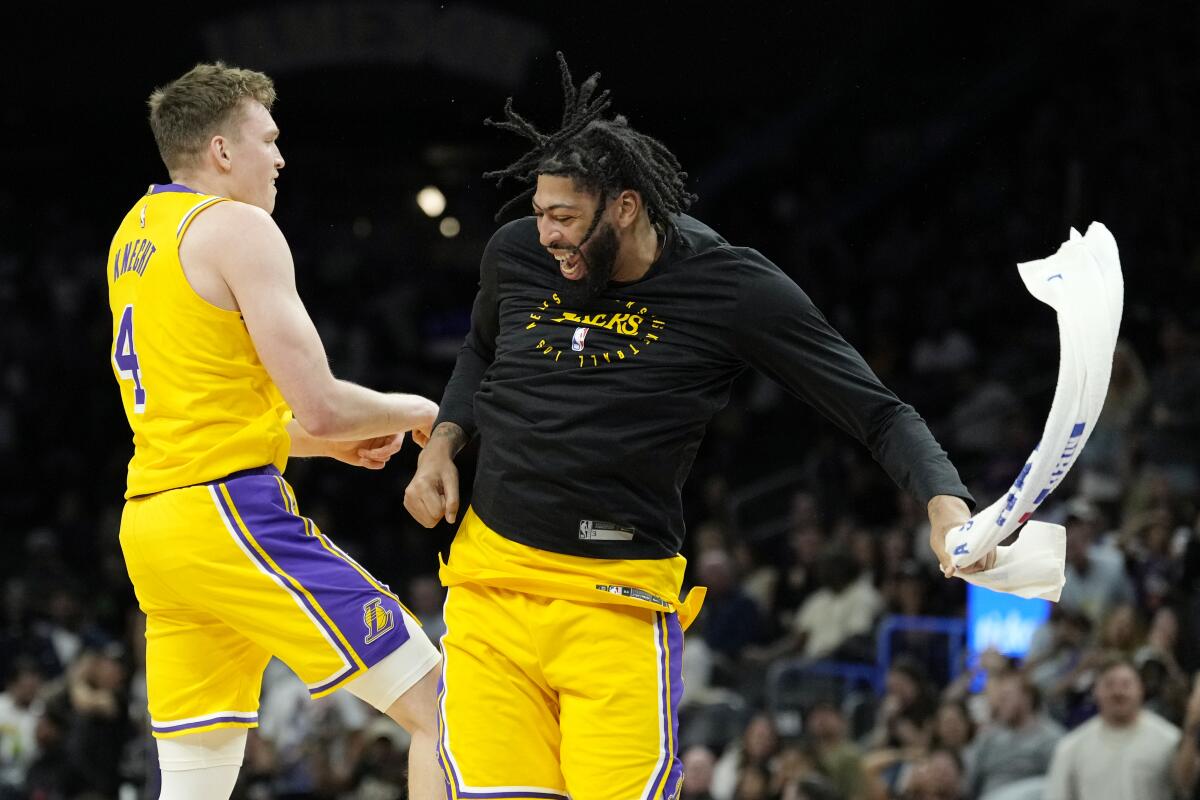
[119,490,273,800]
[545,602,685,800]
[341,611,443,799]
[349,661,443,800]
[209,469,445,797]
[439,582,569,798]
[156,728,246,799]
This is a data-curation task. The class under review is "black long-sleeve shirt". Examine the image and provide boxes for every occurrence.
[436,214,971,559]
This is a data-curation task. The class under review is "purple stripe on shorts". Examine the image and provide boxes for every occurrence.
[217,474,411,670]
[152,714,256,734]
[645,613,685,800]
[457,792,568,799]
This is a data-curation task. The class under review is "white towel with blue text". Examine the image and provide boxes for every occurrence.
[946,222,1124,601]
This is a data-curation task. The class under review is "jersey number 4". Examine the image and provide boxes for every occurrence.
[113,305,146,413]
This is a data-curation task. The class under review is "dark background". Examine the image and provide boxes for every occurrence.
[4,2,1195,570]
[1,3,1200,794]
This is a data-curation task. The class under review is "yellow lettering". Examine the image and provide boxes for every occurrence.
[527,322,538,330]
[544,346,554,354]
[644,333,659,342]
[539,301,549,310]
[617,350,625,360]
[579,355,585,368]
[652,319,665,329]
[626,300,635,309]
[630,344,641,355]
[536,340,546,349]
[591,355,598,367]
[603,353,611,363]
[639,307,648,315]
[552,293,562,304]
[555,351,561,362]
[530,313,542,321]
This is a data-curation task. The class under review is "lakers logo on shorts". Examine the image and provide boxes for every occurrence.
[362,598,394,644]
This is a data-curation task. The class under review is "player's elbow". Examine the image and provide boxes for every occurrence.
[293,401,341,439]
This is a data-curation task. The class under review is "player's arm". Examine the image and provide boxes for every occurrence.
[731,250,974,571]
[404,227,503,527]
[184,202,437,440]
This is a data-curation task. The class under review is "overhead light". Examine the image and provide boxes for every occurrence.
[416,186,446,218]
[439,217,461,238]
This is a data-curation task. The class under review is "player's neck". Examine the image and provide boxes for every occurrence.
[170,172,228,199]
[611,217,661,282]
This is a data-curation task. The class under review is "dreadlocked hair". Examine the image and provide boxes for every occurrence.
[483,51,697,237]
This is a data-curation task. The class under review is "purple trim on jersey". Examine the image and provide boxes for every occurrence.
[216,473,412,678]
[644,612,684,800]
[149,182,201,195]
[152,714,257,735]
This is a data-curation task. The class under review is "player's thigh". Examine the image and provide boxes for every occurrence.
[544,602,685,800]
[121,494,271,736]
[439,583,568,798]
[205,471,432,698]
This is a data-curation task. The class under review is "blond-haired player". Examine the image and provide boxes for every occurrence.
[108,62,444,799]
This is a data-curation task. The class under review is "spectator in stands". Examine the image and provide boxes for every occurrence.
[682,745,718,800]
[1138,315,1200,494]
[0,658,41,797]
[749,549,881,665]
[869,657,938,750]
[967,672,1063,799]
[1058,500,1136,627]
[931,700,977,777]
[65,643,131,797]
[903,748,965,800]
[695,548,767,684]
[804,699,866,800]
[1044,655,1181,800]
[1025,608,1093,724]
[1172,672,1200,800]
[712,712,780,800]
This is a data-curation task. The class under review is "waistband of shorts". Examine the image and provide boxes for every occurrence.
[203,464,281,485]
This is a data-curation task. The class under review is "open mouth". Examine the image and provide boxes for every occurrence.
[552,250,585,280]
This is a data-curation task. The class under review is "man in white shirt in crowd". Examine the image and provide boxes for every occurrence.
[1045,655,1182,800]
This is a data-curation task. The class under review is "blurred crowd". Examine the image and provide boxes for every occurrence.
[4,8,1200,798]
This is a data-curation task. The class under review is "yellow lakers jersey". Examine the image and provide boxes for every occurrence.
[107,183,291,498]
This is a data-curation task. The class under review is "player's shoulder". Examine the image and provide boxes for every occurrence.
[486,216,539,252]
[184,200,285,250]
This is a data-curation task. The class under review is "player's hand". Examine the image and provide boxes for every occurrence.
[404,435,460,527]
[327,433,406,469]
[927,495,995,577]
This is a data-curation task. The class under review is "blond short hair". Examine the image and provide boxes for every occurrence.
[147,62,276,173]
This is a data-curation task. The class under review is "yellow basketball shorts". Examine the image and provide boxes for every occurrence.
[120,465,428,738]
[438,582,685,800]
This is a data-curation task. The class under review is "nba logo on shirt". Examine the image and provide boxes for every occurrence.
[571,326,589,352]
[362,598,394,644]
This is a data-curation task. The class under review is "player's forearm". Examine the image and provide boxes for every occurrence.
[303,381,437,440]
[427,422,469,458]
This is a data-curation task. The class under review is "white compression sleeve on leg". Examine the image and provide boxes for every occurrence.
[157,727,247,800]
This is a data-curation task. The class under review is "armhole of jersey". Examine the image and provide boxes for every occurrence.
[174,197,243,318]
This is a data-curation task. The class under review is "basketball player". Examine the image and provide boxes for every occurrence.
[108,63,444,799]
[404,53,987,800]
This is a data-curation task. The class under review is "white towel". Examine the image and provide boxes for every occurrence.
[946,222,1124,601]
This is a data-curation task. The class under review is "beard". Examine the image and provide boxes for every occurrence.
[555,220,620,306]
